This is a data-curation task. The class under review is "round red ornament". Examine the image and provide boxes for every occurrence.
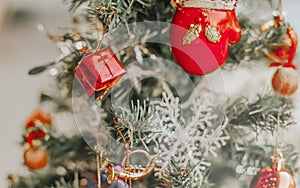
[250,166,295,188]
[250,153,295,188]
[24,146,48,170]
[250,166,279,188]
[170,0,242,75]
[271,67,299,97]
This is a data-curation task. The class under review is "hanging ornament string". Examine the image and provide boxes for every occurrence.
[114,119,128,145]
[95,144,103,188]
[114,120,133,188]
[95,6,115,185]
[274,108,281,155]
[125,130,134,188]
[274,108,287,156]
[272,0,283,26]
[94,6,122,101]
[95,5,115,51]
[279,114,287,153]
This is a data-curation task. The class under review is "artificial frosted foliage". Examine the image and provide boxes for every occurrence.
[113,90,229,187]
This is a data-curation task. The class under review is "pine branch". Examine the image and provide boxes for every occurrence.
[226,94,295,133]
[226,14,289,66]
[203,94,299,186]
[9,133,97,188]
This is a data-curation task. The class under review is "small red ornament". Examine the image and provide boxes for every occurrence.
[250,152,295,188]
[263,18,300,97]
[74,47,126,98]
[24,146,48,170]
[261,19,298,64]
[170,0,241,75]
[271,67,299,97]
[268,26,297,70]
[24,109,51,146]
[25,109,52,129]
[26,130,46,145]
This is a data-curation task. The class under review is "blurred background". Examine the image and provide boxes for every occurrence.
[0,0,71,186]
[0,0,300,187]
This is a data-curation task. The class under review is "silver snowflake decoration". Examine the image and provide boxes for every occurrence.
[143,91,229,187]
[113,89,230,187]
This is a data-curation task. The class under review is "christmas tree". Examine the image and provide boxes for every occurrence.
[7,0,300,187]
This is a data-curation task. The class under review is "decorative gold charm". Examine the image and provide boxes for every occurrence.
[106,150,158,184]
[182,24,202,45]
[205,26,221,43]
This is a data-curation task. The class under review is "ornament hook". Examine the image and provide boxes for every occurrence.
[95,145,104,188]
[95,5,115,51]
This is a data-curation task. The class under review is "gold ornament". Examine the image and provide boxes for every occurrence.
[205,26,221,43]
[182,24,202,45]
[106,150,158,184]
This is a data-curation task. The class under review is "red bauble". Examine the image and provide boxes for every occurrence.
[24,146,48,170]
[170,1,241,75]
[250,166,279,188]
[250,166,295,188]
[272,67,299,97]
[250,151,296,188]
[74,47,126,97]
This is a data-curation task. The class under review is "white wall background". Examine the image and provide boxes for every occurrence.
[0,0,299,187]
[0,0,71,186]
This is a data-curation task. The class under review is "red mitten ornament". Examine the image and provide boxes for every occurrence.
[74,47,126,99]
[170,0,242,75]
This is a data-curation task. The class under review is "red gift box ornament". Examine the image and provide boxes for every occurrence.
[74,47,126,99]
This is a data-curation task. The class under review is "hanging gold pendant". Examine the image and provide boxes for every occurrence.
[182,24,202,45]
[106,150,158,184]
[205,26,221,43]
